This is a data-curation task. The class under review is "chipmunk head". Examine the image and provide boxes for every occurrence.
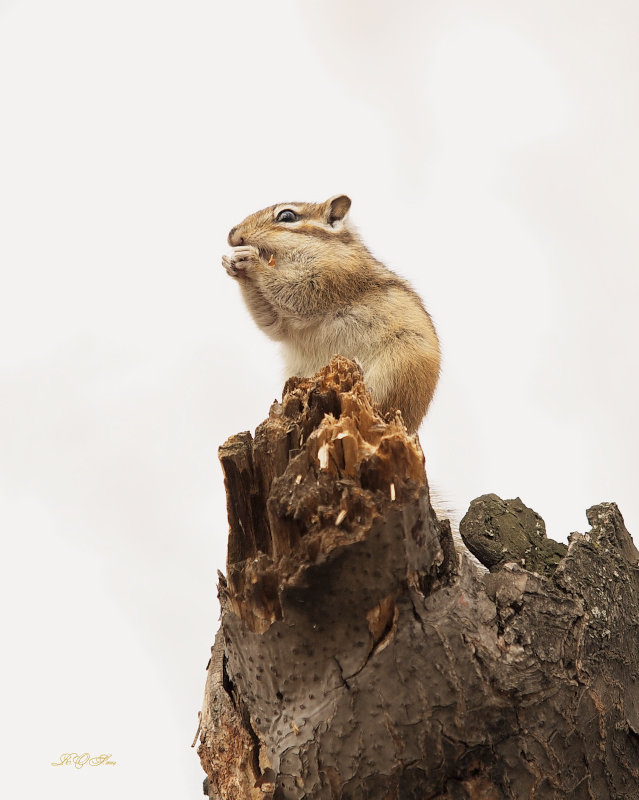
[227,195,354,262]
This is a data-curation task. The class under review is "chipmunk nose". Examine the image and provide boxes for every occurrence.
[228,226,244,247]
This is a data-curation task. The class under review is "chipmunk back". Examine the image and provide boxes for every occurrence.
[222,195,440,432]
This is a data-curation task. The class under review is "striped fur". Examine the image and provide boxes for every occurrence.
[222,195,441,432]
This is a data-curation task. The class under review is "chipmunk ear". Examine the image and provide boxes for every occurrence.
[325,194,351,225]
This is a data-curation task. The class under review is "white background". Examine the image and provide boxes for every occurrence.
[1,0,637,797]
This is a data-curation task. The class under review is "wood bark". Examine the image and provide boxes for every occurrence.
[197,357,639,799]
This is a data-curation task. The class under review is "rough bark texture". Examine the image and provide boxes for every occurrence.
[197,357,639,799]
[460,494,568,576]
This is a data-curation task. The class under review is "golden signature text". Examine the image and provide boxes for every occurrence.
[51,753,116,768]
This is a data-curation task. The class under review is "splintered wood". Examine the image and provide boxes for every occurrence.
[216,357,437,633]
[198,355,639,800]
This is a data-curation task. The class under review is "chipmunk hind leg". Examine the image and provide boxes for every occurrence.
[364,345,440,433]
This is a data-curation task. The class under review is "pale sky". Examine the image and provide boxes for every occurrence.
[1,1,638,797]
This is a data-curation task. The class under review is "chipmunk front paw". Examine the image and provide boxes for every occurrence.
[222,245,261,278]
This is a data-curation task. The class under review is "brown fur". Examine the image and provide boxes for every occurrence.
[222,195,441,432]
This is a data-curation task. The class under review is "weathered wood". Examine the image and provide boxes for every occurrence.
[197,357,639,799]
[460,494,568,575]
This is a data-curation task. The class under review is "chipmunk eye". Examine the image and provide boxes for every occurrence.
[276,209,299,223]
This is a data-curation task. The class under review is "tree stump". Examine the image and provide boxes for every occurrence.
[197,357,639,799]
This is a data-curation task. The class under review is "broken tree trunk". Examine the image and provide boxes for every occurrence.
[197,356,639,800]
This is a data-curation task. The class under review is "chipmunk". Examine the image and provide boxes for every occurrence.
[221,195,441,433]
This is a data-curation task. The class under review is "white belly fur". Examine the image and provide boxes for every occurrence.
[281,314,376,378]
